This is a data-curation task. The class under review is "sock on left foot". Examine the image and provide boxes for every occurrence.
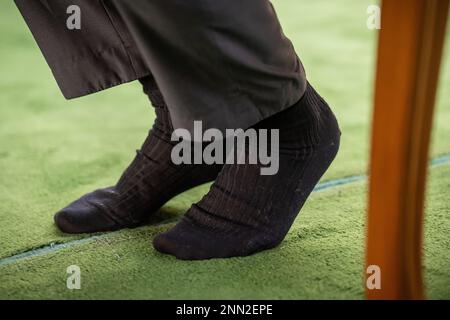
[153,83,341,260]
[54,76,222,234]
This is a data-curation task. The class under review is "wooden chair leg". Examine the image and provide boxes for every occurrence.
[366,0,449,300]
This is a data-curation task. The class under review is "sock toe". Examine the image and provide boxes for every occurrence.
[54,210,76,234]
[153,220,228,260]
[152,232,178,255]
[152,232,203,260]
[54,201,119,234]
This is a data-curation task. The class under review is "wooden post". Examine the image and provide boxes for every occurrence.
[366,0,449,300]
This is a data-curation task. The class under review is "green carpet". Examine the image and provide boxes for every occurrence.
[0,0,449,299]
[1,164,449,299]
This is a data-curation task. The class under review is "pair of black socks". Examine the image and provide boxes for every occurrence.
[55,78,340,260]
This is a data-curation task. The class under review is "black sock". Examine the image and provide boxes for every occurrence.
[153,83,341,259]
[54,76,222,234]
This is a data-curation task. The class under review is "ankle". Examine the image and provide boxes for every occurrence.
[255,82,340,148]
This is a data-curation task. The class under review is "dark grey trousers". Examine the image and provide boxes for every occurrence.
[15,0,306,133]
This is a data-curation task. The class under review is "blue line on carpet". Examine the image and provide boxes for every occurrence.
[1,153,450,267]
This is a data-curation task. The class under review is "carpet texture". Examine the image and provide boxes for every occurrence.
[0,0,449,299]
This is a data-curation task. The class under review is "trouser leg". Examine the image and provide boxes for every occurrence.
[111,0,306,134]
[16,0,306,134]
[15,0,150,98]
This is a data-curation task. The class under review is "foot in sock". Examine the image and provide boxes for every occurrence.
[153,83,341,260]
[54,76,222,234]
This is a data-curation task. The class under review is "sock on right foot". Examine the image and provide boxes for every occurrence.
[153,83,341,260]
